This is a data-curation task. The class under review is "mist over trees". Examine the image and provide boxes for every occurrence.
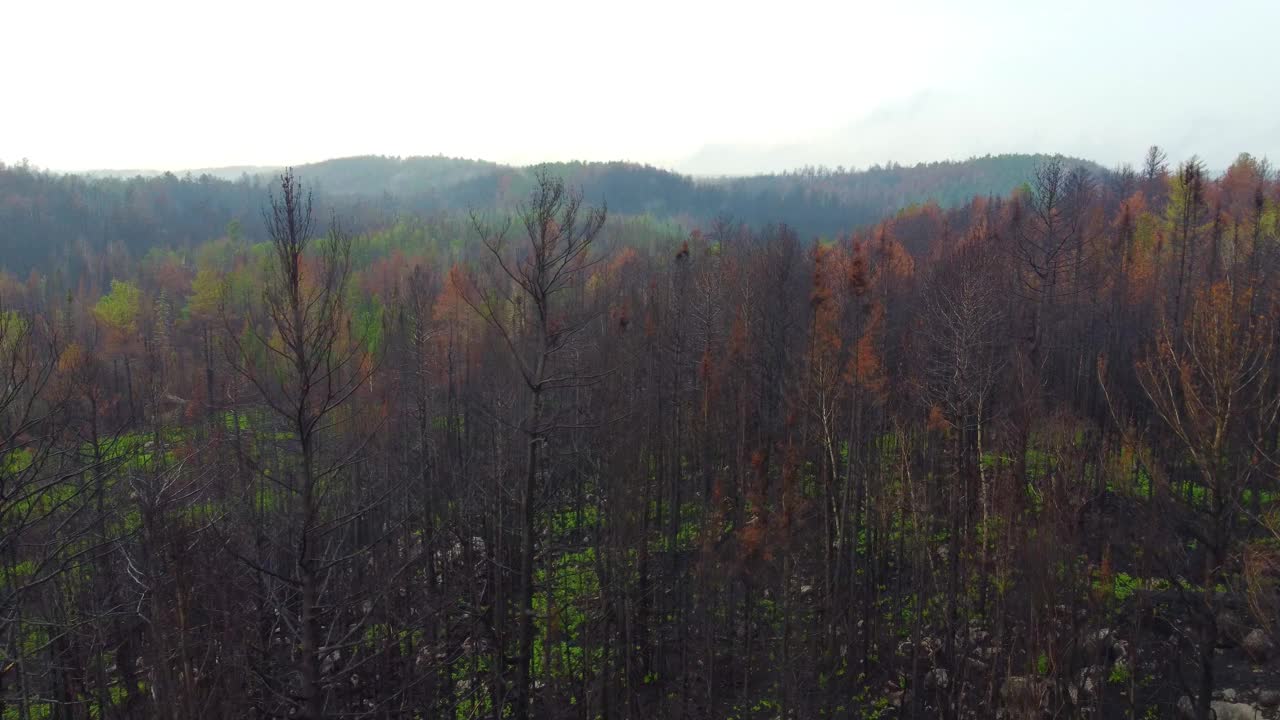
[0,147,1278,719]
[0,153,1094,277]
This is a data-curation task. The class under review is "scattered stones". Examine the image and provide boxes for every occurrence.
[1258,689,1280,707]
[1082,664,1106,697]
[886,689,904,708]
[1112,639,1131,662]
[921,636,943,657]
[1084,628,1114,658]
[973,645,998,661]
[320,649,341,675]
[968,625,990,646]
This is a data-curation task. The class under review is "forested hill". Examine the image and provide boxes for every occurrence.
[3,151,1279,719]
[283,152,1101,217]
[0,153,1098,274]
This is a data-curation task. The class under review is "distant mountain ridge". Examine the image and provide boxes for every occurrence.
[82,152,1101,207]
[272,152,1103,232]
[3,152,1105,273]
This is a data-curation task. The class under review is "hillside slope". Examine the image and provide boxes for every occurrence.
[2,153,1101,273]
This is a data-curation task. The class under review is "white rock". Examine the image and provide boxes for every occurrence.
[1210,700,1261,720]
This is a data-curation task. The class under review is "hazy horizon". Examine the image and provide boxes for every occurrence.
[43,148,1096,180]
[5,0,1278,175]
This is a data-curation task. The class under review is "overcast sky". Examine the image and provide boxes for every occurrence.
[4,0,1277,175]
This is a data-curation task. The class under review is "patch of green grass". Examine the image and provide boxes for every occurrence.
[549,507,599,538]
[1025,483,1043,513]
[1113,572,1138,602]
[431,414,465,433]
[362,623,424,655]
[1,448,33,475]
[8,480,82,520]
[4,703,51,720]
[532,547,602,683]
[1242,489,1277,506]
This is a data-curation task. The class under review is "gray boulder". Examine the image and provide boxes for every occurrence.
[1243,629,1274,663]
[1218,611,1248,647]
[1084,628,1114,658]
[1178,695,1263,720]
[1001,676,1049,718]
[1210,700,1261,720]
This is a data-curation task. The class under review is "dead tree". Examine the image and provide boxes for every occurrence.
[462,168,606,719]
[1010,158,1098,365]
[1137,280,1280,720]
[224,170,379,720]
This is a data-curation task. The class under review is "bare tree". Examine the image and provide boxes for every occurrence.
[224,169,381,720]
[462,168,606,719]
[1169,158,1208,335]
[1143,145,1169,184]
[1137,280,1280,720]
[919,237,1005,557]
[1009,158,1100,370]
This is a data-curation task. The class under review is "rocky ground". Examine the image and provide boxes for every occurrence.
[881,602,1279,718]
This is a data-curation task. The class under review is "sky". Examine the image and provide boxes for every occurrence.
[4,0,1278,175]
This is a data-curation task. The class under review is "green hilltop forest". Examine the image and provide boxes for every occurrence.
[0,148,1279,720]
